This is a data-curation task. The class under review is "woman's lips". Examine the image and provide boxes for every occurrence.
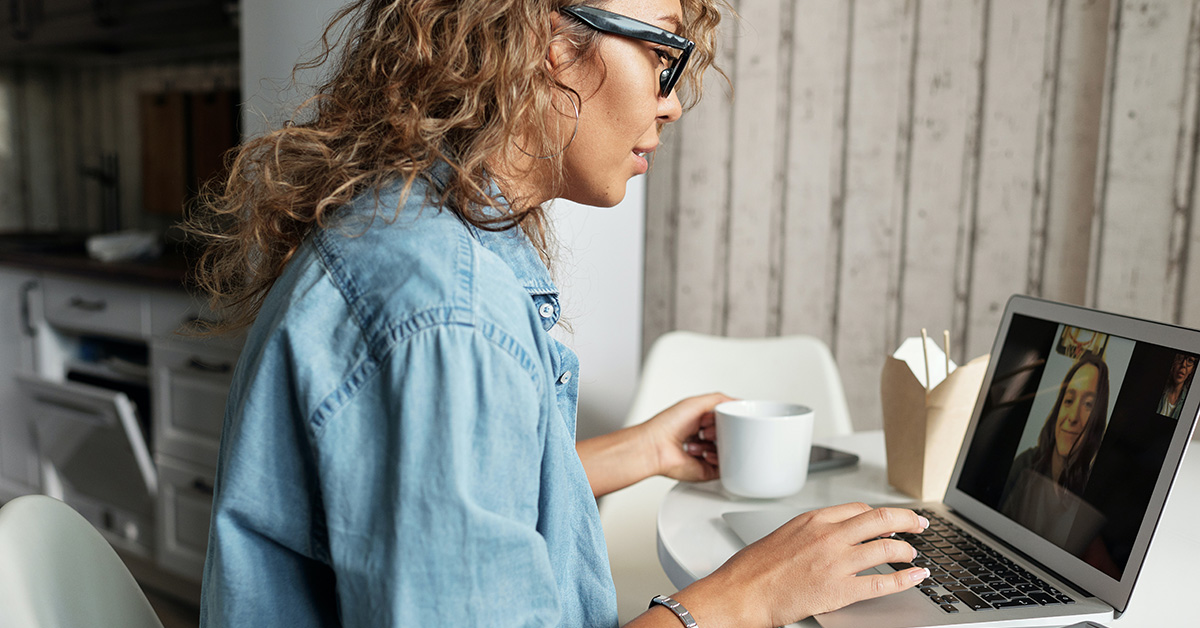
[633,150,650,175]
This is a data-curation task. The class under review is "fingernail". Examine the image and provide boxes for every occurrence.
[918,516,929,530]
[910,568,929,583]
[683,443,699,454]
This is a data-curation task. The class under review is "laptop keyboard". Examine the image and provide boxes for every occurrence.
[888,509,1077,614]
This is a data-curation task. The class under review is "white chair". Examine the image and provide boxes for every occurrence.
[599,331,853,622]
[0,495,165,628]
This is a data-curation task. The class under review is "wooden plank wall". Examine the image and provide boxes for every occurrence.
[642,0,1192,430]
[0,58,237,233]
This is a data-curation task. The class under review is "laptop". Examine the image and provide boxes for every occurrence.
[723,295,1200,627]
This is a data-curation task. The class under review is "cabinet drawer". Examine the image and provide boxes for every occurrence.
[152,339,237,466]
[43,276,148,339]
[155,455,215,582]
[17,372,157,557]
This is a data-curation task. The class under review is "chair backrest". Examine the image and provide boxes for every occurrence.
[0,495,164,628]
[624,331,853,437]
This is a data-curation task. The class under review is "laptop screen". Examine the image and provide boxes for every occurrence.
[953,307,1197,585]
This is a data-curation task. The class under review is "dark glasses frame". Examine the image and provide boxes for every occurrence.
[560,5,695,98]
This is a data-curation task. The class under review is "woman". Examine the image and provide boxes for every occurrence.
[1006,352,1110,498]
[1000,353,1110,551]
[192,1,930,626]
[1156,353,1195,419]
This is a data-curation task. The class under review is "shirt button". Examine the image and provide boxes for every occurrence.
[538,303,555,319]
[558,371,572,385]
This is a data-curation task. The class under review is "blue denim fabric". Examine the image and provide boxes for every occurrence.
[199,175,618,627]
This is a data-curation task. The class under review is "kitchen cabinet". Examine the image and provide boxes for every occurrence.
[0,268,41,501]
[0,261,241,588]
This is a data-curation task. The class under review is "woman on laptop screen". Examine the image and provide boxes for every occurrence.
[1001,352,1110,551]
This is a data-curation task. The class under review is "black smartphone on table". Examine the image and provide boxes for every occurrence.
[808,444,859,472]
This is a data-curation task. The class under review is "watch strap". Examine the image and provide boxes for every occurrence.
[649,594,698,628]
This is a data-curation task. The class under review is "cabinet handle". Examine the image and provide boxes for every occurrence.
[20,280,38,337]
[68,296,107,312]
[187,357,232,374]
[191,478,215,496]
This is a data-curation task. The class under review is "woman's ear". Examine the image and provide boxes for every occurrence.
[546,10,571,72]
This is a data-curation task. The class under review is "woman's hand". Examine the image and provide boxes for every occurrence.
[577,393,731,497]
[639,392,731,482]
[654,503,931,628]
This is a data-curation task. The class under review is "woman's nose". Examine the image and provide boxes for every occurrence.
[658,88,683,124]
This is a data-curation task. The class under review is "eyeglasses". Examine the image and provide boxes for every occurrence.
[560,5,695,98]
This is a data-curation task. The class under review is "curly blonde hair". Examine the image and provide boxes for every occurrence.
[188,0,728,333]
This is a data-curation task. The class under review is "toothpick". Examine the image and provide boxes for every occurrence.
[921,328,931,393]
[944,329,951,378]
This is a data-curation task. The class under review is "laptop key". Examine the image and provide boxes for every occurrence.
[888,562,914,571]
[920,587,938,597]
[1027,592,1058,605]
[992,597,1036,608]
[1055,595,1075,604]
[991,600,1025,609]
[944,583,969,592]
[953,590,992,611]
[981,592,1006,602]
[940,604,960,613]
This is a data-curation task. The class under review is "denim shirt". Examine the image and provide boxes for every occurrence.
[199,176,619,627]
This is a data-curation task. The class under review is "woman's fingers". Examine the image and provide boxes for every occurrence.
[713,503,933,625]
[846,538,918,574]
[849,566,931,601]
[838,506,929,543]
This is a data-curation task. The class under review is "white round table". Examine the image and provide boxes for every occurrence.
[656,430,1200,627]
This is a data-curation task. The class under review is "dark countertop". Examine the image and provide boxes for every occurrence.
[0,232,194,290]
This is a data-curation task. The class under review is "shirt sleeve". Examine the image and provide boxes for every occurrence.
[312,322,562,627]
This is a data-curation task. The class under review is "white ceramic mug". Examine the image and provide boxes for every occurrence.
[715,400,815,499]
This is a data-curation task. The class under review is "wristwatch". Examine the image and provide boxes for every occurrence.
[649,594,698,628]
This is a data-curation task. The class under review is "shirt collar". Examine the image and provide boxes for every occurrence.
[439,168,558,298]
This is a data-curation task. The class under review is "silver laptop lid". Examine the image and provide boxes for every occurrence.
[943,295,1200,614]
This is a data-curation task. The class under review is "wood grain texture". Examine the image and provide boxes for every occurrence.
[965,0,1053,359]
[668,7,737,338]
[1184,0,1200,329]
[778,0,851,343]
[834,0,916,428]
[724,0,785,337]
[1041,0,1109,308]
[896,0,984,354]
[1092,0,1193,320]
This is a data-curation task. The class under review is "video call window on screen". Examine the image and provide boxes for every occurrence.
[957,315,1196,580]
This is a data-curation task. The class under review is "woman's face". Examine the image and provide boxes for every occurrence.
[556,0,686,207]
[1172,354,1196,386]
[1055,364,1101,458]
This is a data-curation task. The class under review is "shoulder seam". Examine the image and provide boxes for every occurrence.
[309,316,547,433]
